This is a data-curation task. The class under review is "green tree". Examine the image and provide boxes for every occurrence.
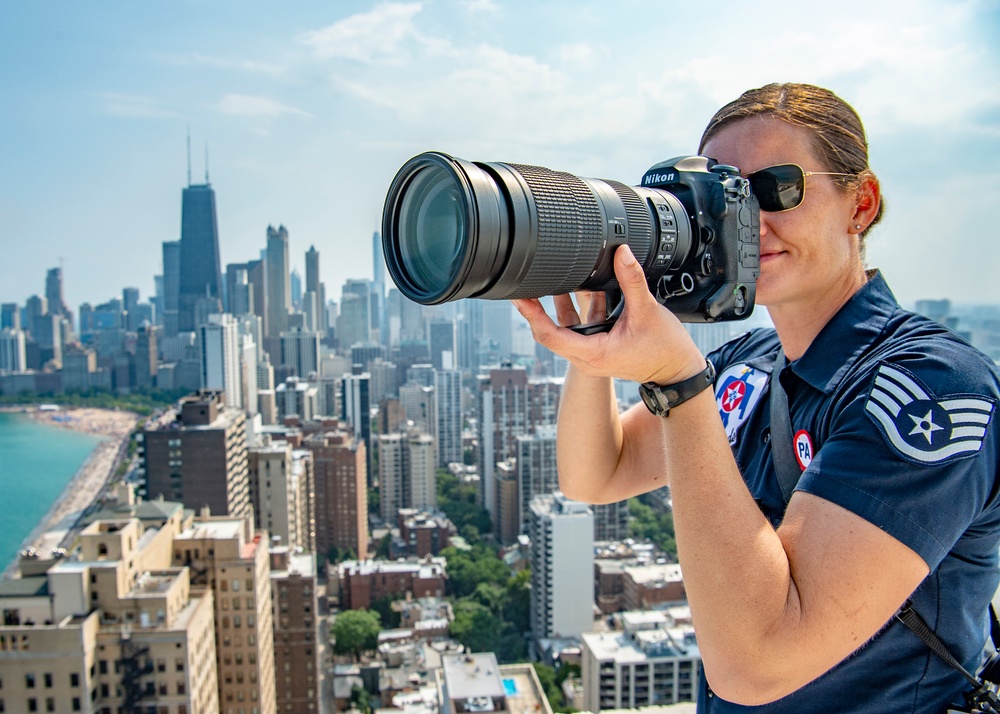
[531,663,578,713]
[441,544,510,598]
[369,594,401,629]
[331,609,381,661]
[503,569,532,634]
[350,685,372,714]
[437,470,492,535]
[450,600,504,653]
[628,496,677,557]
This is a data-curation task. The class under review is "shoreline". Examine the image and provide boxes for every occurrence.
[2,406,139,578]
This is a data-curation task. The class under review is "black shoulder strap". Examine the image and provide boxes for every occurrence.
[769,351,802,503]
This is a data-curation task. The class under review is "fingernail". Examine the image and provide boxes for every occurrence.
[620,245,636,265]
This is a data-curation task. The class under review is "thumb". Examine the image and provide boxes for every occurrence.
[614,245,653,303]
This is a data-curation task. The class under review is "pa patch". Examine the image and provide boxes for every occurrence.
[864,363,995,465]
[715,363,769,445]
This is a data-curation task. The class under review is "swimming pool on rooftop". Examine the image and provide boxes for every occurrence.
[502,678,518,696]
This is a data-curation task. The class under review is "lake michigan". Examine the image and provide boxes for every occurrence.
[0,411,103,570]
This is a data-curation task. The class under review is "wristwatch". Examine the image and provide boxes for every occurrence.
[638,359,716,417]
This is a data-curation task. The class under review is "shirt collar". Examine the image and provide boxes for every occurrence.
[789,270,898,394]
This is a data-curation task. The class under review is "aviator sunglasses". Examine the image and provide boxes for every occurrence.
[745,163,852,212]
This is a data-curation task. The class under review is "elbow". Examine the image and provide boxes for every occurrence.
[557,469,615,505]
[701,654,809,706]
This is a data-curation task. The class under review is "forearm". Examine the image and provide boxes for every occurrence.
[557,365,674,504]
[556,365,625,504]
[662,388,802,700]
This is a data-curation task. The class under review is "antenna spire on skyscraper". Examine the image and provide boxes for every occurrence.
[186,127,192,187]
[205,141,210,184]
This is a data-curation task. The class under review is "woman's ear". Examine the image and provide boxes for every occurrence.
[850,173,881,234]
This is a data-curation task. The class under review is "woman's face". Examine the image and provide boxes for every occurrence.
[701,116,864,312]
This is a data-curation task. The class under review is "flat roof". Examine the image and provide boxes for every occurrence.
[175,519,243,541]
[442,652,505,700]
[0,576,48,598]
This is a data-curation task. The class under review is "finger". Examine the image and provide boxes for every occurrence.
[553,294,581,327]
[585,291,607,324]
[573,291,593,319]
[613,245,655,311]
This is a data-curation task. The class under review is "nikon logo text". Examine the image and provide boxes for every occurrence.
[643,172,676,186]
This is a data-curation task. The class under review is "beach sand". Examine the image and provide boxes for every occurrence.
[5,407,139,574]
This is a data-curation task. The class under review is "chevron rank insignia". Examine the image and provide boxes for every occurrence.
[864,363,995,465]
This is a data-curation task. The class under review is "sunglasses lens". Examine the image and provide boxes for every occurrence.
[748,164,804,212]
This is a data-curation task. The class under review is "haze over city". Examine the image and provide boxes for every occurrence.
[2,0,999,312]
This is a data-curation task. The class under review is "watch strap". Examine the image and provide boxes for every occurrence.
[639,359,716,417]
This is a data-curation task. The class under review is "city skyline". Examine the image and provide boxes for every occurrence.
[2,1,999,313]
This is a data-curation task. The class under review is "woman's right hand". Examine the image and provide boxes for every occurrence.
[512,244,705,387]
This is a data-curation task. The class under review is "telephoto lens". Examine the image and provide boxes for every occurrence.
[381,152,759,323]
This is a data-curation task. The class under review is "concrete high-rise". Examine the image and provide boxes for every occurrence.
[266,224,292,358]
[178,183,223,332]
[435,368,463,468]
[0,327,27,373]
[378,428,436,522]
[269,546,322,714]
[161,239,182,336]
[305,429,369,561]
[280,327,321,379]
[529,492,594,641]
[140,391,252,526]
[341,373,372,478]
[200,313,242,410]
[173,516,277,714]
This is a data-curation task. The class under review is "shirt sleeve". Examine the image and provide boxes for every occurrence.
[797,349,1000,571]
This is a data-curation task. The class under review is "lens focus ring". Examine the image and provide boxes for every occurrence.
[503,163,605,299]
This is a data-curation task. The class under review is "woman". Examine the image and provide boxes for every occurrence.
[513,83,1000,712]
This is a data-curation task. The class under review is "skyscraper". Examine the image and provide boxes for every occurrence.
[45,266,70,323]
[266,225,291,358]
[177,183,222,332]
[529,492,595,641]
[140,391,251,523]
[306,430,369,560]
[435,368,463,468]
[161,239,181,336]
[200,314,242,410]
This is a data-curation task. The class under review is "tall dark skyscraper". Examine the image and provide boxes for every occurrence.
[45,267,70,322]
[177,182,222,332]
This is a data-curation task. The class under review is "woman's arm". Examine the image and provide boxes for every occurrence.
[514,245,930,705]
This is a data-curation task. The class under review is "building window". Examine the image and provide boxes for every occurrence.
[26,674,35,689]
[70,673,79,687]
[43,674,52,688]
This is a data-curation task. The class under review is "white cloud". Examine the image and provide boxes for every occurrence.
[298,2,423,63]
[216,94,312,119]
[191,52,286,77]
[98,92,180,119]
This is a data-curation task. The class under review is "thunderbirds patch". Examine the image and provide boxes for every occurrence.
[715,363,770,445]
[864,363,995,465]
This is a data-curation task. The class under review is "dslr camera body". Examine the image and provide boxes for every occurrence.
[381,152,760,327]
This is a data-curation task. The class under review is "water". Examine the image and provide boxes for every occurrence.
[0,411,104,570]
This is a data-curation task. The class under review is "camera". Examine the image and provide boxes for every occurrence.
[381,152,760,327]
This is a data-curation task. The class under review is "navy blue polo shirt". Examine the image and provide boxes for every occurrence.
[696,272,1000,713]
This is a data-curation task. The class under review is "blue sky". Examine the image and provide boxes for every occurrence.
[1,0,998,314]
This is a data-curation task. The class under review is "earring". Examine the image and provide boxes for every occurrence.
[855,224,862,230]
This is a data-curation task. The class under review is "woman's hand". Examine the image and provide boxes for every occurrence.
[512,244,705,385]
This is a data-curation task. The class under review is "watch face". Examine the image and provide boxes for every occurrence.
[640,385,667,416]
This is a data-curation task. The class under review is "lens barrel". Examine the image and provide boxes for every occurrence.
[382,152,691,305]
